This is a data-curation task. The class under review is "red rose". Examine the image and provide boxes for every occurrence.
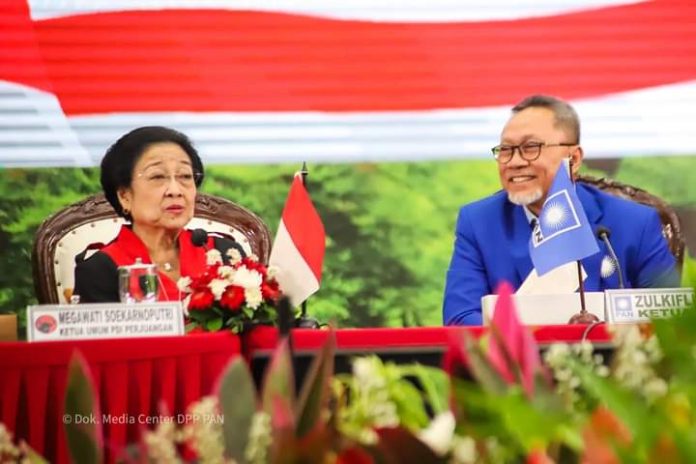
[190,264,220,290]
[188,289,214,311]
[337,447,374,464]
[526,449,555,464]
[261,279,280,301]
[240,257,267,277]
[220,285,245,311]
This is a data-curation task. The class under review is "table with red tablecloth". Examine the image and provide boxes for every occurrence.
[243,324,613,387]
[0,325,612,462]
[244,324,612,354]
[0,332,240,463]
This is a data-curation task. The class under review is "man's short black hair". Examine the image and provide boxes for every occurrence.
[512,95,581,143]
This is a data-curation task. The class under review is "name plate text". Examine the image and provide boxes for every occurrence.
[605,288,694,323]
[27,302,185,342]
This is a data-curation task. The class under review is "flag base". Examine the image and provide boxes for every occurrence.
[295,316,321,329]
[568,311,600,325]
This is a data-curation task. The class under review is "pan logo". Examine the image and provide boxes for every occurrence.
[613,296,634,319]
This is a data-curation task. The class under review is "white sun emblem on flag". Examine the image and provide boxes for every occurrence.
[542,201,566,231]
[601,255,617,278]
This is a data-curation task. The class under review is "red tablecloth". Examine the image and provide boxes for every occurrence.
[0,332,240,463]
[244,324,612,355]
[0,325,612,462]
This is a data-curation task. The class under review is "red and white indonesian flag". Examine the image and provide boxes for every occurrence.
[269,174,326,307]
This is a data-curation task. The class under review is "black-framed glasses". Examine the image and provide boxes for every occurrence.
[491,142,577,164]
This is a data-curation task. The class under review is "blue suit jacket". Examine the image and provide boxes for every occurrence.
[443,183,679,325]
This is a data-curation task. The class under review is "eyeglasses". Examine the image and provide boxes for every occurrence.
[136,170,203,188]
[491,142,577,164]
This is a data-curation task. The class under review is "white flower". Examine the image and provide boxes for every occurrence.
[543,342,589,407]
[643,378,668,400]
[544,343,570,367]
[181,294,191,316]
[353,357,378,382]
[183,397,225,464]
[232,267,263,289]
[266,265,280,279]
[143,420,181,464]
[245,412,272,464]
[612,327,667,402]
[371,401,399,428]
[352,357,387,390]
[451,436,478,464]
[206,249,223,265]
[226,248,242,265]
[218,265,235,279]
[575,341,595,362]
[245,287,263,309]
[209,279,228,300]
[418,411,455,456]
[177,276,192,293]
[0,424,20,460]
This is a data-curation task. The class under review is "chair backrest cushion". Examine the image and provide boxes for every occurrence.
[578,174,685,272]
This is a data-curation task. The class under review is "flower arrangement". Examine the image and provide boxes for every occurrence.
[177,248,282,333]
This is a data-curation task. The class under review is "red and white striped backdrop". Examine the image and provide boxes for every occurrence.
[1,0,695,167]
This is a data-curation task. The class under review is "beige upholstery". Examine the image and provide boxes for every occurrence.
[578,174,685,272]
[32,193,272,304]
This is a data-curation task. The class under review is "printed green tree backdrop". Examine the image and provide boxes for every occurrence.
[1,156,694,332]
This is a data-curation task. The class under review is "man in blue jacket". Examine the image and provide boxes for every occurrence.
[443,95,679,326]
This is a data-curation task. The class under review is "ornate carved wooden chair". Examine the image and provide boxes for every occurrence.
[32,193,272,304]
[578,174,685,272]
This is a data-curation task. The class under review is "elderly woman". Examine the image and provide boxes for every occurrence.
[74,126,244,303]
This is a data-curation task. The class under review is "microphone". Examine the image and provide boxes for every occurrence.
[191,228,209,249]
[596,225,625,289]
[191,228,247,259]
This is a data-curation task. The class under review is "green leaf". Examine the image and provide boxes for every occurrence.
[668,427,696,462]
[399,365,449,415]
[206,317,223,331]
[652,308,696,383]
[22,445,50,464]
[187,310,214,323]
[569,361,659,444]
[261,338,295,420]
[391,380,430,428]
[451,379,581,454]
[451,380,515,440]
[64,351,103,464]
[497,393,582,452]
[295,331,335,438]
[463,335,508,394]
[218,358,257,463]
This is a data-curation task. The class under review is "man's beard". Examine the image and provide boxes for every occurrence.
[508,189,543,206]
